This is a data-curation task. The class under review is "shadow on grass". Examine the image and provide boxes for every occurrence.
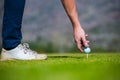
[48,56,84,59]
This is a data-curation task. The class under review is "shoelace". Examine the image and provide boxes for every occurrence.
[22,43,37,55]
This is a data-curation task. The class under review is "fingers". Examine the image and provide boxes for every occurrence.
[82,34,89,47]
[85,34,88,37]
[76,40,89,52]
[75,33,89,52]
[76,40,83,52]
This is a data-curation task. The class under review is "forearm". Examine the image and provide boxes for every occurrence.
[61,0,89,51]
[61,0,81,28]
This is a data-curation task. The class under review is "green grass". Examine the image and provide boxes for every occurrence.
[0,53,120,80]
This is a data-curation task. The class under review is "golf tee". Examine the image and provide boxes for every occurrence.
[86,54,88,59]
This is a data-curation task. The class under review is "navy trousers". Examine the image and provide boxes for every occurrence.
[2,0,25,50]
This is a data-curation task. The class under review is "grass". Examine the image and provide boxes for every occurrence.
[0,53,120,80]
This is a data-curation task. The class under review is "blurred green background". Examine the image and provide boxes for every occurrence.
[0,0,120,53]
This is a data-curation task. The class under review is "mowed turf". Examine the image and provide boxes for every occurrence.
[0,53,120,80]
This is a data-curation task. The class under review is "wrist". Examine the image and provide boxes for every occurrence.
[73,23,82,29]
[70,17,82,29]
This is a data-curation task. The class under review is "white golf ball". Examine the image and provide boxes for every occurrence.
[84,47,91,54]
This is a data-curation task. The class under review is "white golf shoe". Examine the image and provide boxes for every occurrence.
[0,43,47,61]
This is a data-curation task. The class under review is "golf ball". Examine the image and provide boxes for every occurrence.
[84,47,91,54]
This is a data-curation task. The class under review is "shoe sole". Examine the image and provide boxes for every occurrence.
[0,57,47,61]
[0,58,15,61]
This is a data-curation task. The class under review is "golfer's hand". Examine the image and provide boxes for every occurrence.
[73,26,89,52]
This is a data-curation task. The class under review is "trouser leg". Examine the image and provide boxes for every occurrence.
[2,0,25,50]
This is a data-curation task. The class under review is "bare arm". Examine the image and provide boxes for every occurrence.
[61,0,89,52]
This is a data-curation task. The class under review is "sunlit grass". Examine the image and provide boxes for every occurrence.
[0,53,120,80]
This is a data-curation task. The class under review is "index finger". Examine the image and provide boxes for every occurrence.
[76,40,83,52]
[82,36,89,47]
